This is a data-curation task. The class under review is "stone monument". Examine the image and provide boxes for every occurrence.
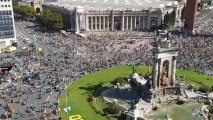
[150,30,181,98]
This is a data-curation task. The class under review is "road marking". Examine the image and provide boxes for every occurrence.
[50,92,53,95]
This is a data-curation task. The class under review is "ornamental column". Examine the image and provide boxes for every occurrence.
[107,16,109,30]
[122,13,124,31]
[134,16,137,30]
[152,59,158,89]
[126,16,129,30]
[111,14,114,31]
[85,16,89,31]
[130,16,133,30]
[171,57,176,86]
[91,17,93,31]
[99,16,102,30]
[95,17,97,31]
[103,16,106,30]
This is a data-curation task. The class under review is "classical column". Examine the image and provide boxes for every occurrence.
[126,16,128,30]
[134,16,137,30]
[91,17,93,30]
[152,59,158,89]
[107,16,109,30]
[103,16,106,30]
[99,16,101,30]
[130,16,133,30]
[111,15,114,31]
[171,57,176,86]
[85,16,89,31]
[95,17,97,31]
[122,15,124,31]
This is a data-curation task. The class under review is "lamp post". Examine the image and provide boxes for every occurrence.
[65,78,68,120]
[166,105,169,119]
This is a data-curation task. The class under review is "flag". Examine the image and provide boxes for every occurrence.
[64,106,71,113]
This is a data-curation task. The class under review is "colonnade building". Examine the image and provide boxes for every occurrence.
[43,0,185,33]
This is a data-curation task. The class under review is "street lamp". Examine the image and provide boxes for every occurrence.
[66,81,68,119]
[65,78,69,120]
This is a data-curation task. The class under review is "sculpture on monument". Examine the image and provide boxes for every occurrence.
[160,61,170,88]
[160,67,169,88]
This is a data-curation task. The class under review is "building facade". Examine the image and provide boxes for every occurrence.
[44,0,185,33]
[0,0,16,48]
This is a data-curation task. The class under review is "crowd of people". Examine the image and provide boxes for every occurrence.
[171,35,213,74]
[196,8,213,35]
[0,8,212,119]
[9,20,213,82]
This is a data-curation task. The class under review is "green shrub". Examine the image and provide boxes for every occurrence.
[89,101,103,114]
[198,85,210,93]
[88,94,95,102]
[105,102,123,114]
[211,85,213,92]
[13,5,35,18]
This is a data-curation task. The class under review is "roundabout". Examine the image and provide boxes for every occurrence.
[59,66,213,120]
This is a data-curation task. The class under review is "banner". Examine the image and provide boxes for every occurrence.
[64,106,71,113]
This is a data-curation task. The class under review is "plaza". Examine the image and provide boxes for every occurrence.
[43,0,185,32]
[0,0,213,119]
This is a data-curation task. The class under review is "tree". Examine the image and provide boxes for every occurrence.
[163,10,176,27]
[51,13,63,30]
[106,102,122,114]
[13,5,35,18]
[37,9,64,31]
[198,2,204,10]
[171,10,176,25]
[181,6,185,21]
[163,12,169,27]
[37,9,64,30]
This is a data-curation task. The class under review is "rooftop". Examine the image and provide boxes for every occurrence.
[47,0,181,10]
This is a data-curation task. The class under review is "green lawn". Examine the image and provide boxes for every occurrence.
[60,66,213,120]
[176,69,213,89]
